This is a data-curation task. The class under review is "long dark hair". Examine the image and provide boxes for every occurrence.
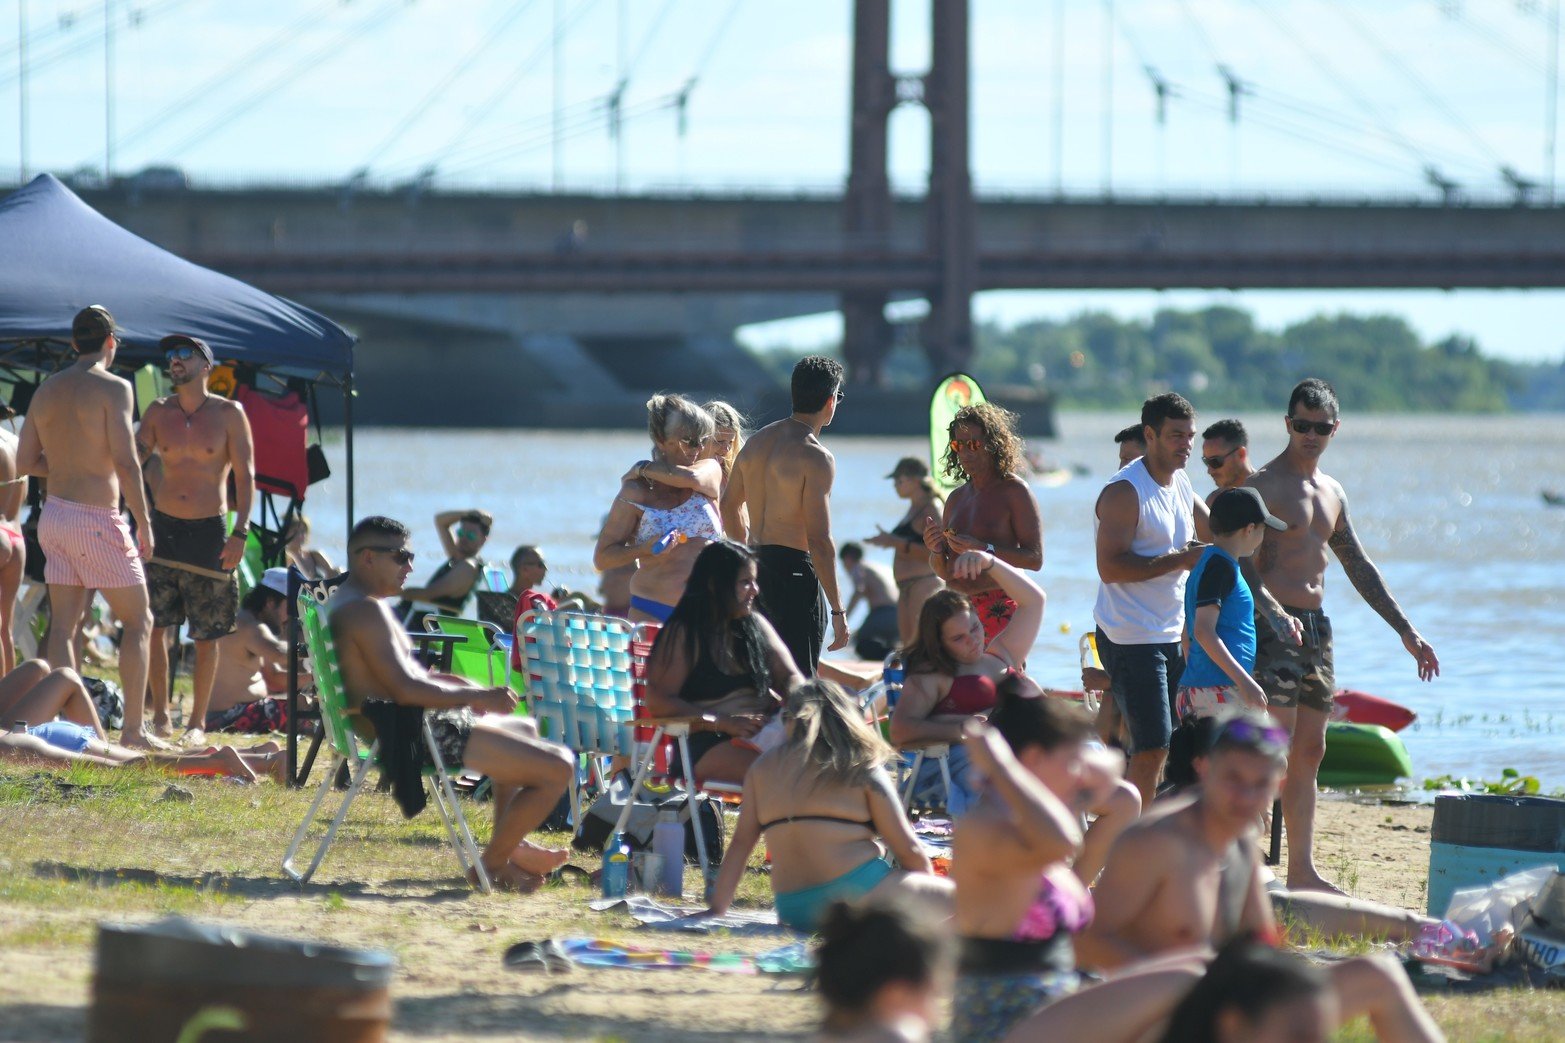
[1157,939,1329,1043]
[653,540,769,694]
[988,673,1094,755]
[902,589,973,677]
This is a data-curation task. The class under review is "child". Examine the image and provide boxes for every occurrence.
[1175,487,1287,721]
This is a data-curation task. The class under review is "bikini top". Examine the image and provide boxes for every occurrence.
[680,644,756,705]
[626,492,723,546]
[932,673,997,716]
[1013,869,1095,943]
[889,519,920,542]
[757,811,874,833]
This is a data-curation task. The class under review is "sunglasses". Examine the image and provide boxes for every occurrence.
[1213,717,1289,753]
[677,435,711,450]
[363,546,415,566]
[949,437,986,453]
[455,527,484,541]
[165,346,202,363]
[833,388,846,402]
[1287,416,1336,437]
[1202,446,1240,470]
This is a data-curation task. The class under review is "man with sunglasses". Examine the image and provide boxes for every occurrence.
[1243,378,1439,895]
[722,355,851,673]
[1199,419,1255,504]
[137,334,256,743]
[400,509,493,630]
[17,306,157,747]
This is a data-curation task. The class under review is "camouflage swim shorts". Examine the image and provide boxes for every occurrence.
[423,707,476,770]
[1253,606,1335,714]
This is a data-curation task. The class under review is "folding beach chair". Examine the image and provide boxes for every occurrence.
[422,614,519,693]
[282,596,492,892]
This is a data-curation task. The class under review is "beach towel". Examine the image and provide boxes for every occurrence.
[590,895,797,936]
[560,938,812,975]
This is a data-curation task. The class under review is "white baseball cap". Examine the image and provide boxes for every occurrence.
[260,567,290,596]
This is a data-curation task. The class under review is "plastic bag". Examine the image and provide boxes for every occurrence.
[1443,863,1557,945]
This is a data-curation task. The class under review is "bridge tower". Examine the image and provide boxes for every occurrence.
[843,0,975,386]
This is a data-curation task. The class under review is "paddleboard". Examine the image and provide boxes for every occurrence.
[929,372,987,500]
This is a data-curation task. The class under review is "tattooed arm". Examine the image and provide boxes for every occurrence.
[1328,487,1440,681]
[1239,549,1302,646]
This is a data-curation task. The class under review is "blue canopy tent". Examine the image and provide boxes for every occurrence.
[0,172,358,530]
[0,174,359,784]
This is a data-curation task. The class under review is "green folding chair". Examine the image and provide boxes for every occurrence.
[282,597,491,892]
[422,614,526,703]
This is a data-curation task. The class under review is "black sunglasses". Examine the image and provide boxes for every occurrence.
[1287,416,1336,437]
[363,546,415,566]
[165,345,201,362]
[1202,446,1240,470]
[833,388,846,402]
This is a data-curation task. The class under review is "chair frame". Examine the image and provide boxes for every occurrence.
[282,596,492,893]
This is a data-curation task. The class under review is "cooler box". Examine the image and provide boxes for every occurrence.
[1427,794,1565,916]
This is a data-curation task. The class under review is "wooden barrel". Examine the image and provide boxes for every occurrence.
[89,918,394,1043]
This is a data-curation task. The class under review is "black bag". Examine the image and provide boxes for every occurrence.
[572,774,724,866]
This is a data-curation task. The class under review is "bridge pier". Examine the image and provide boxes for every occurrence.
[843,0,895,386]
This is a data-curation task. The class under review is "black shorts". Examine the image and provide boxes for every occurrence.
[754,545,826,675]
[147,511,238,640]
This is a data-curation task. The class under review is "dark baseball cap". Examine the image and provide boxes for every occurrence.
[71,305,119,343]
[159,334,214,366]
[1210,487,1287,535]
[886,456,929,480]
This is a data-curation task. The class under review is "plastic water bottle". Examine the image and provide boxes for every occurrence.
[883,653,904,709]
[652,800,686,899]
[601,833,631,899]
[651,530,687,555]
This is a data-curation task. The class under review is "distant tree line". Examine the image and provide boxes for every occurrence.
[755,306,1565,412]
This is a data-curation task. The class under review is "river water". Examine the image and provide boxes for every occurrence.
[308,412,1565,785]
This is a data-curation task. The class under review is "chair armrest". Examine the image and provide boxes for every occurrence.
[631,714,718,729]
[897,738,952,755]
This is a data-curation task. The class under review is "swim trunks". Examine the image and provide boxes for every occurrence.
[28,720,96,753]
[1095,627,1183,754]
[1175,683,1245,721]
[1253,605,1335,714]
[754,545,826,675]
[852,604,900,661]
[423,707,476,770]
[773,856,894,931]
[205,696,290,734]
[950,935,1085,1043]
[37,497,144,589]
[968,588,1017,646]
[146,510,238,640]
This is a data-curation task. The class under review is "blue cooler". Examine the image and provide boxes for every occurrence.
[1427,794,1565,916]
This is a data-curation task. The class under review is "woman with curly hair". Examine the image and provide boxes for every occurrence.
[922,403,1043,646]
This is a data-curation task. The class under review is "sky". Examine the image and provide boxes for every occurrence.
[3,0,1564,362]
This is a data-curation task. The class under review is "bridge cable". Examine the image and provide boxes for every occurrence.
[439,90,680,179]
[420,0,606,178]
[388,93,609,175]
[113,0,346,155]
[0,3,98,62]
[356,0,540,174]
[1426,0,1548,75]
[1320,0,1505,167]
[0,0,194,90]
[157,0,417,161]
[1177,87,1423,178]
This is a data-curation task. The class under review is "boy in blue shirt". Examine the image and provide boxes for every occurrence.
[1176,488,1288,721]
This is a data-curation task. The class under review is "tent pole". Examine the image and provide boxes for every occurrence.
[343,369,355,538]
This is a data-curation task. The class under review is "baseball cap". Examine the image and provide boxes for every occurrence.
[1209,487,1287,535]
[159,334,215,366]
[885,456,929,480]
[260,567,291,596]
[71,305,119,343]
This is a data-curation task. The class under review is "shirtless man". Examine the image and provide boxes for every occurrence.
[1076,709,1442,1043]
[722,355,850,674]
[328,515,573,891]
[137,334,255,743]
[16,306,156,748]
[1113,422,1146,469]
[401,509,492,628]
[0,409,27,674]
[923,404,1043,647]
[206,568,306,733]
[1200,418,1257,505]
[1244,379,1439,893]
[1093,393,1214,806]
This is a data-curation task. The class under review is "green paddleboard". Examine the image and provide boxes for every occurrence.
[929,373,987,500]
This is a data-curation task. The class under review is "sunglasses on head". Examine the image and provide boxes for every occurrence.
[1202,446,1240,470]
[165,345,202,363]
[950,437,986,453]
[1287,416,1336,437]
[1213,716,1289,754]
[363,546,415,566]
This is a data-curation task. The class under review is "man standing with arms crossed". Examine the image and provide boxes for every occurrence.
[722,356,849,674]
[1093,393,1211,807]
[1245,378,1439,893]
[16,306,156,747]
[137,334,255,743]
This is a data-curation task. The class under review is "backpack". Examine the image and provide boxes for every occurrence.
[572,773,725,866]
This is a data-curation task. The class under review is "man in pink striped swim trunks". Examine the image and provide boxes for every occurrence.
[16,306,157,747]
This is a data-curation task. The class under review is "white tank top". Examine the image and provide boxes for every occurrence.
[1093,458,1196,645]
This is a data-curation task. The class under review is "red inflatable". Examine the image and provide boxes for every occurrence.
[1332,689,1417,732]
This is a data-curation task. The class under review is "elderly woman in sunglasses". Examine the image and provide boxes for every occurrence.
[595,394,725,624]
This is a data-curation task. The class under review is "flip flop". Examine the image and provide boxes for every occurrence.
[547,864,593,887]
[503,939,574,974]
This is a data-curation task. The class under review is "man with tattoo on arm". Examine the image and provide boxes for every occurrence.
[1244,379,1439,894]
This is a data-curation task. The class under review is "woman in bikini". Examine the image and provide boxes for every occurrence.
[865,457,944,646]
[595,394,724,624]
[0,417,26,674]
[706,678,952,932]
[643,540,802,785]
[889,549,1042,816]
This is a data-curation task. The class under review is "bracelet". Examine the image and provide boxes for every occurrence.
[831,610,846,617]
[230,530,248,540]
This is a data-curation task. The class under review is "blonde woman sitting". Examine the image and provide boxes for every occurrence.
[706,679,953,932]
